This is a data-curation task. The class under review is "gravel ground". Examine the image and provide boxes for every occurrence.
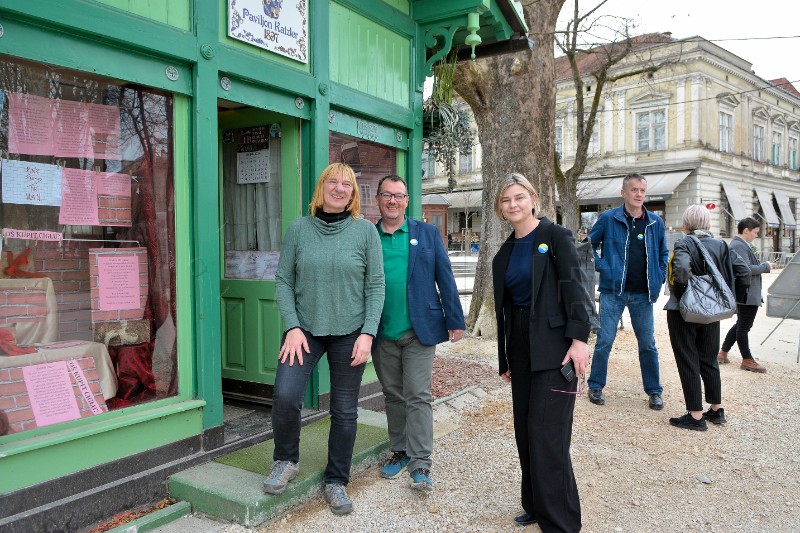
[250,305,800,532]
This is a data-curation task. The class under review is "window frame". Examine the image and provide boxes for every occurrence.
[635,108,666,152]
[719,111,733,152]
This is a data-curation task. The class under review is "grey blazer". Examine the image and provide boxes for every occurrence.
[729,235,771,306]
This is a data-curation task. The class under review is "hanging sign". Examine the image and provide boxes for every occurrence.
[228,0,308,63]
[230,125,272,184]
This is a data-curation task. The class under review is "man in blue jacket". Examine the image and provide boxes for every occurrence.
[587,174,669,409]
[373,175,465,491]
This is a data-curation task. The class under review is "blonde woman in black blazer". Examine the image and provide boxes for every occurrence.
[492,174,591,533]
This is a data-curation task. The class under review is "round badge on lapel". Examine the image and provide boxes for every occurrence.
[537,243,549,254]
[410,239,418,246]
[637,233,644,240]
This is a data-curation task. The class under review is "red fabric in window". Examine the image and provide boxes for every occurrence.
[106,342,156,409]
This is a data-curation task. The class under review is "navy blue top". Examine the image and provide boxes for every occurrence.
[624,208,648,293]
[505,227,537,307]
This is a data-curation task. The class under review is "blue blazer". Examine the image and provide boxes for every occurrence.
[376,218,465,346]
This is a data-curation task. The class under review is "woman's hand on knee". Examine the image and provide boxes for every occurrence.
[350,334,373,366]
[279,328,308,366]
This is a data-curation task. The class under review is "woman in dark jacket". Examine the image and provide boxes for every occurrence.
[664,205,748,430]
[492,173,591,532]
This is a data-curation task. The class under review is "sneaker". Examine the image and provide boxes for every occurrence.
[704,407,726,425]
[380,451,410,479]
[324,483,353,515]
[588,388,605,405]
[740,358,767,373]
[669,413,708,431]
[717,351,730,364]
[648,394,664,410]
[263,460,299,494]
[409,468,433,491]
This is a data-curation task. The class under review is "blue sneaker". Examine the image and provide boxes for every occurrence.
[380,451,410,479]
[409,468,433,491]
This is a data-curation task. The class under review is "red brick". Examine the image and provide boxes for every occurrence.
[0,396,16,410]
[82,369,99,381]
[0,306,26,318]
[7,292,46,306]
[61,270,90,281]
[58,291,91,303]
[53,281,81,292]
[14,316,46,323]
[78,281,91,291]
[14,393,31,408]
[59,310,91,322]
[98,208,114,220]
[8,368,23,381]
[0,369,10,381]
[92,310,119,321]
[1,381,29,395]
[6,407,34,424]
[88,382,102,394]
[118,309,145,320]
[27,305,49,317]
[45,259,83,270]
[33,259,45,271]
[0,294,6,305]
[19,421,36,432]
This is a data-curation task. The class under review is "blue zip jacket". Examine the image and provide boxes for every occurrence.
[588,204,669,303]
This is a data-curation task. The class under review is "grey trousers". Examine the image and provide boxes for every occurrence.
[373,331,435,472]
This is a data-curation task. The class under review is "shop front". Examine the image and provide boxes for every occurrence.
[0,1,525,530]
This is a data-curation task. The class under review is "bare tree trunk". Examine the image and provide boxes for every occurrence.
[454,0,566,337]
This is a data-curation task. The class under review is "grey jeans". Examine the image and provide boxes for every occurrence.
[373,331,435,472]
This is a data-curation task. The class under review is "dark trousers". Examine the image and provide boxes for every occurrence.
[721,304,759,360]
[508,308,581,533]
[666,310,722,412]
[271,328,365,485]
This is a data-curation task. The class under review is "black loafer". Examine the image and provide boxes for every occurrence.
[514,512,537,526]
[649,394,664,410]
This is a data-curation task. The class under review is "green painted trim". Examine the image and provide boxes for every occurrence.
[91,0,191,31]
[330,83,415,129]
[218,77,312,121]
[105,501,192,533]
[335,0,415,36]
[0,402,204,493]
[382,0,410,16]
[329,109,408,149]
[0,1,196,62]
[0,15,193,95]
[173,94,196,402]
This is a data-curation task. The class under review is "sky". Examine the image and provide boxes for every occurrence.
[555,0,800,89]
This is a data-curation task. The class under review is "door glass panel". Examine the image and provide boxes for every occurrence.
[222,125,282,280]
[329,132,398,223]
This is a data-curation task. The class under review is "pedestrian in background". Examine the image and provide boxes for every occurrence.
[664,205,747,430]
[372,175,465,491]
[265,163,385,516]
[492,173,591,532]
[718,217,773,373]
[586,174,669,410]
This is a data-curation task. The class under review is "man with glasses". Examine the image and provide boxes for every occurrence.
[373,175,465,491]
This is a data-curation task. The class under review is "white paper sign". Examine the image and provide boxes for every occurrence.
[237,149,271,184]
[1,159,62,206]
[228,0,308,63]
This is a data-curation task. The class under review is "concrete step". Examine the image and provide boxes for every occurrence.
[167,413,390,528]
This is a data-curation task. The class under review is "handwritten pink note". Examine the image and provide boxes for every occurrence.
[59,168,99,225]
[22,361,81,427]
[8,93,55,156]
[98,254,141,310]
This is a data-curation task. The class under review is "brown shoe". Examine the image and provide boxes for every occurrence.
[740,358,766,373]
[717,351,730,364]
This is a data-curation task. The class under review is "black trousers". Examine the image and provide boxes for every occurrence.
[721,304,759,360]
[666,310,722,412]
[508,308,581,533]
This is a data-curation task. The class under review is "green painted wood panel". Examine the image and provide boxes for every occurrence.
[329,3,411,108]
[93,0,191,31]
[383,0,410,15]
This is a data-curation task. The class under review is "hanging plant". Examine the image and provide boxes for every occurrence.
[423,53,475,189]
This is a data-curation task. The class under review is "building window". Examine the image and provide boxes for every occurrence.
[719,112,733,152]
[422,149,435,178]
[636,109,666,152]
[772,131,783,165]
[459,150,473,173]
[359,184,372,205]
[554,122,563,161]
[753,125,765,161]
[0,54,178,434]
[790,137,799,170]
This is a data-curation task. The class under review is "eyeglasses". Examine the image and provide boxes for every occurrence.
[550,373,586,396]
[377,192,409,201]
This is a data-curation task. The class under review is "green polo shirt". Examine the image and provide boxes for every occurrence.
[378,218,413,340]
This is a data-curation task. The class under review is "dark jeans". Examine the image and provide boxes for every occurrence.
[721,304,759,360]
[271,328,365,485]
[508,308,581,533]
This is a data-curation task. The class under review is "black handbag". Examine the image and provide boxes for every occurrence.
[678,236,737,324]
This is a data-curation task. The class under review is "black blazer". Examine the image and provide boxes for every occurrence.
[493,217,592,375]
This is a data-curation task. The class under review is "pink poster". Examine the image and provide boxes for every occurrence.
[87,102,121,160]
[22,361,82,427]
[98,254,141,310]
[53,99,92,159]
[67,359,104,414]
[7,93,55,156]
[59,168,99,225]
[96,171,131,197]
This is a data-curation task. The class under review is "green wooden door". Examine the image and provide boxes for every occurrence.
[219,108,300,396]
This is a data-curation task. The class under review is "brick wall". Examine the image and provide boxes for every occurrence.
[33,241,94,341]
[0,355,108,434]
[0,283,48,326]
[98,195,132,226]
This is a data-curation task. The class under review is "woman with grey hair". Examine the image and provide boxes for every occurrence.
[664,205,747,430]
